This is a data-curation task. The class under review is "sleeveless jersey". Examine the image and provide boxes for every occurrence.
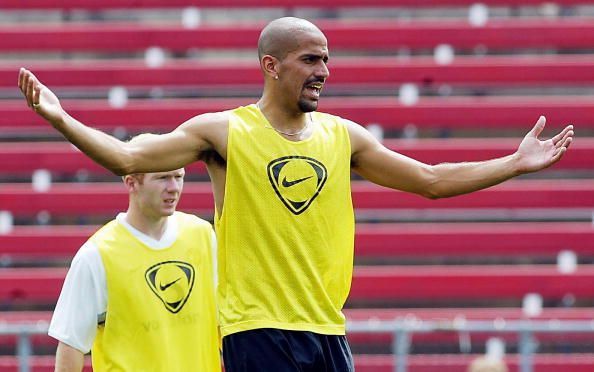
[216,104,354,337]
[92,212,220,372]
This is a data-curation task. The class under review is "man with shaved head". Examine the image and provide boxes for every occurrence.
[20,16,573,371]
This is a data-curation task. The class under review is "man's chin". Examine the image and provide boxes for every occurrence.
[298,99,318,113]
[161,207,176,216]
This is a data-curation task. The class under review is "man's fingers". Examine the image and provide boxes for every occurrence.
[18,68,25,90]
[33,84,41,107]
[551,146,567,163]
[529,115,546,137]
[27,76,36,107]
[554,131,573,150]
[558,136,573,150]
[551,124,574,145]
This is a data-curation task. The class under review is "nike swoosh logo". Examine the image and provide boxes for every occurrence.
[159,277,181,291]
[282,175,313,187]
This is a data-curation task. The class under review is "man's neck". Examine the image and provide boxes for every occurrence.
[124,208,169,241]
[256,99,311,135]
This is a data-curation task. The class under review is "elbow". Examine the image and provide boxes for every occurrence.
[420,186,444,200]
[416,166,446,199]
[111,160,138,176]
[102,159,133,176]
[111,167,129,177]
[108,148,138,176]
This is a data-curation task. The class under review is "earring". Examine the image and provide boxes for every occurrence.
[274,75,279,80]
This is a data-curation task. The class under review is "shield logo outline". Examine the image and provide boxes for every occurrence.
[267,156,328,215]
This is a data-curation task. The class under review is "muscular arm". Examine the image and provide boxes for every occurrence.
[55,342,84,372]
[18,68,227,175]
[349,116,573,199]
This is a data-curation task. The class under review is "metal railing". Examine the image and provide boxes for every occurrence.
[0,321,49,372]
[2,318,594,372]
[347,318,594,372]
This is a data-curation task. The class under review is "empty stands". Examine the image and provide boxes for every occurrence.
[4,0,594,9]
[0,355,592,372]
[354,354,594,372]
[350,265,594,303]
[1,180,592,217]
[3,222,593,259]
[2,266,593,306]
[1,138,592,178]
[354,222,594,258]
[5,55,594,88]
[3,97,594,133]
[2,19,594,52]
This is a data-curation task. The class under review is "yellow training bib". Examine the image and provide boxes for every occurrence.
[92,212,220,372]
[216,104,354,337]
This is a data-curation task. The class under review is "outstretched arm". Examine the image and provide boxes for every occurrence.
[349,116,573,199]
[18,68,226,175]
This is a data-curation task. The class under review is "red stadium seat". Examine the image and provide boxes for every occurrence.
[385,138,594,170]
[0,354,592,372]
[0,180,592,217]
[0,356,92,372]
[2,19,594,52]
[0,142,206,176]
[2,0,593,10]
[2,266,593,304]
[1,138,591,177]
[351,265,594,302]
[1,308,593,351]
[346,307,594,348]
[2,96,592,132]
[345,307,594,321]
[354,354,594,372]
[355,222,594,258]
[6,55,594,88]
[0,268,66,303]
[3,222,593,259]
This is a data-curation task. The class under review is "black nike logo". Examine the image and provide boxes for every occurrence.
[282,175,313,187]
[159,277,181,291]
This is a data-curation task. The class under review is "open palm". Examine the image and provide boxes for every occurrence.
[18,68,64,124]
[515,116,574,173]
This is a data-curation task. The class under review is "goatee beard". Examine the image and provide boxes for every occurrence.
[298,99,318,113]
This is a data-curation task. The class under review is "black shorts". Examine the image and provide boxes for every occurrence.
[222,328,354,372]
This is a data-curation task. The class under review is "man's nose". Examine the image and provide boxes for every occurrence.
[165,178,181,192]
[316,62,330,80]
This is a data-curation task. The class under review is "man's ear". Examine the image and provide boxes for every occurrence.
[123,175,138,192]
[261,55,279,80]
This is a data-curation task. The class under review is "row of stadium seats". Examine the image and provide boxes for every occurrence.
[2,309,594,359]
[0,354,593,372]
[1,139,593,177]
[4,0,594,9]
[3,55,594,88]
[3,222,593,259]
[1,265,593,307]
[3,19,594,52]
[3,97,594,133]
[1,180,592,216]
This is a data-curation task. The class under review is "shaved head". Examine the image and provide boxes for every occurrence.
[258,17,325,60]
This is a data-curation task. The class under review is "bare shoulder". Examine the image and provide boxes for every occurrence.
[179,111,230,134]
[342,118,381,157]
[177,110,230,153]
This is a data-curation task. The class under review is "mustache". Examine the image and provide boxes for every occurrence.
[304,78,325,86]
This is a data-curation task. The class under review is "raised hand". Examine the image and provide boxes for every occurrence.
[514,116,574,173]
[18,67,65,124]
